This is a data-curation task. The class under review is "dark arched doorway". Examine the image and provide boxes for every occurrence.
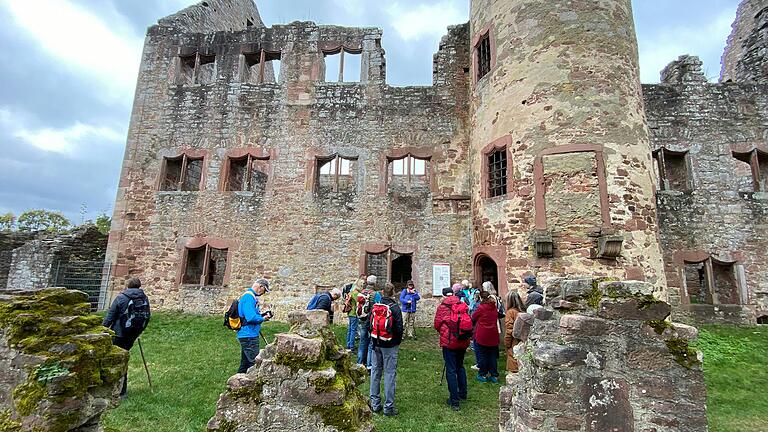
[474,254,499,293]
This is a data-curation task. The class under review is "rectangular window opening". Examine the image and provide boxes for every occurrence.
[197,54,216,85]
[712,260,739,305]
[183,247,205,284]
[657,149,689,191]
[162,155,204,192]
[317,156,355,194]
[226,155,269,193]
[343,51,361,82]
[477,32,491,80]
[488,149,508,198]
[207,247,228,286]
[684,261,712,305]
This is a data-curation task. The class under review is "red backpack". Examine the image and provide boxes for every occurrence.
[447,301,473,341]
[370,303,394,341]
[357,290,374,318]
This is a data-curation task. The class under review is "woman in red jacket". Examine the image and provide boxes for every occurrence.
[471,291,501,383]
[434,285,472,411]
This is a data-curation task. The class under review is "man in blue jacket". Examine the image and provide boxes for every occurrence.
[237,278,272,373]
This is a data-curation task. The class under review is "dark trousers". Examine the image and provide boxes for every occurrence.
[442,347,468,407]
[238,337,261,373]
[476,344,499,378]
[113,335,138,396]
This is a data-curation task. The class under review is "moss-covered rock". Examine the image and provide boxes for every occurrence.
[0,288,129,432]
[208,310,374,432]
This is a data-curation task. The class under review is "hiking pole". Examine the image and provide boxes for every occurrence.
[260,331,269,347]
[137,338,153,391]
[440,364,446,386]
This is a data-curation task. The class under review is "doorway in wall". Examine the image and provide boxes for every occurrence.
[390,253,413,290]
[475,254,499,293]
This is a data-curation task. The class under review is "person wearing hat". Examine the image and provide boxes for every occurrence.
[237,278,272,373]
[523,275,544,309]
[307,287,343,323]
[399,280,420,340]
[357,275,382,369]
[434,284,472,411]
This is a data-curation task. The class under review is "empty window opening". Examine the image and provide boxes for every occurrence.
[226,154,269,194]
[317,156,356,194]
[246,19,254,27]
[732,149,768,192]
[476,32,491,80]
[323,47,362,82]
[243,50,281,84]
[182,245,228,286]
[758,315,768,325]
[712,260,739,305]
[653,149,690,191]
[161,155,204,191]
[684,261,711,304]
[488,148,508,198]
[366,248,412,290]
[177,53,217,85]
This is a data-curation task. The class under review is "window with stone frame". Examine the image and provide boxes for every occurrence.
[488,148,508,198]
[161,154,204,191]
[182,244,228,286]
[177,52,217,85]
[476,31,492,81]
[683,257,740,305]
[322,47,362,83]
[365,248,413,291]
[652,148,691,191]
[225,154,269,194]
[317,156,356,194]
[242,49,282,84]
[387,155,429,190]
[732,149,768,192]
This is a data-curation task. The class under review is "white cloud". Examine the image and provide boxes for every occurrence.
[0,0,143,105]
[637,8,735,83]
[0,106,124,155]
[385,1,467,41]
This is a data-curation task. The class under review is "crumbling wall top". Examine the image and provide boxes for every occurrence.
[157,0,264,33]
[660,55,708,85]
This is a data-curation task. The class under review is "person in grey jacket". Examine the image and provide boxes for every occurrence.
[367,283,404,417]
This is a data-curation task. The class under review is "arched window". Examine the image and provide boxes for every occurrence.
[317,155,357,194]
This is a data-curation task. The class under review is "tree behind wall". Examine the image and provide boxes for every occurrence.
[16,209,71,233]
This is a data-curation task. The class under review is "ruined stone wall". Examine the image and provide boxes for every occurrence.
[157,0,263,33]
[499,278,707,432]
[721,0,767,82]
[106,7,473,317]
[0,232,37,290]
[3,226,107,292]
[644,62,768,324]
[469,0,666,299]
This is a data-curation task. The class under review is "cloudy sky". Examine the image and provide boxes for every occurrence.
[0,0,741,224]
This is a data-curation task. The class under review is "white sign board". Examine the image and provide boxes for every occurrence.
[432,263,451,296]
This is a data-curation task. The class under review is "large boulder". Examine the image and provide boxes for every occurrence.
[0,288,128,432]
[207,310,373,432]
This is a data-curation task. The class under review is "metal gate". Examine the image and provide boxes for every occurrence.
[51,261,112,311]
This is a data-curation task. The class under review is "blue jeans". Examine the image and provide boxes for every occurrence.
[476,344,499,378]
[370,344,399,413]
[346,316,359,350]
[238,337,260,373]
[357,320,373,367]
[442,347,468,407]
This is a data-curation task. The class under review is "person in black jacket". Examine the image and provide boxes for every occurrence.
[103,277,151,397]
[367,282,403,417]
[308,287,342,322]
[523,275,544,310]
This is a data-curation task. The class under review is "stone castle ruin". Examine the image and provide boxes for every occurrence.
[105,0,768,326]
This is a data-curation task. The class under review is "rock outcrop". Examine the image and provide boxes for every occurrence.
[500,278,708,432]
[207,310,373,432]
[0,288,128,432]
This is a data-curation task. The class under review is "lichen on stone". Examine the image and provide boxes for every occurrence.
[665,338,701,369]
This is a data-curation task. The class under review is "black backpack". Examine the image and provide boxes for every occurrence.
[121,295,150,336]
[225,291,255,331]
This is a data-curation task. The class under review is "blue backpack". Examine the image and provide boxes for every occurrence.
[307,292,329,310]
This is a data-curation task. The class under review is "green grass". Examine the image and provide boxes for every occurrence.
[694,325,768,432]
[102,313,504,432]
[101,314,768,432]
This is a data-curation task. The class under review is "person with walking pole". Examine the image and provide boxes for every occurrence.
[103,277,151,398]
[235,278,272,373]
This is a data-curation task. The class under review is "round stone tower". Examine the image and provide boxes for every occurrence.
[468,0,667,298]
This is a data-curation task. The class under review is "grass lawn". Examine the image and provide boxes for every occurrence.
[694,325,768,432]
[101,314,768,432]
[102,313,504,432]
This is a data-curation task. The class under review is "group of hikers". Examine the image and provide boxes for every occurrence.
[104,273,545,416]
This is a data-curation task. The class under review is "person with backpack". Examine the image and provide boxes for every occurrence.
[235,278,272,373]
[368,282,403,416]
[399,280,420,340]
[343,275,365,350]
[461,279,479,312]
[472,291,502,383]
[307,287,342,323]
[434,284,472,411]
[357,275,382,369]
[523,276,544,309]
[103,277,151,397]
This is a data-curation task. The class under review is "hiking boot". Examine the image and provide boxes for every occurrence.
[489,376,499,384]
[368,402,382,414]
[446,399,460,411]
[470,364,479,371]
[383,408,399,417]
[475,374,487,383]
